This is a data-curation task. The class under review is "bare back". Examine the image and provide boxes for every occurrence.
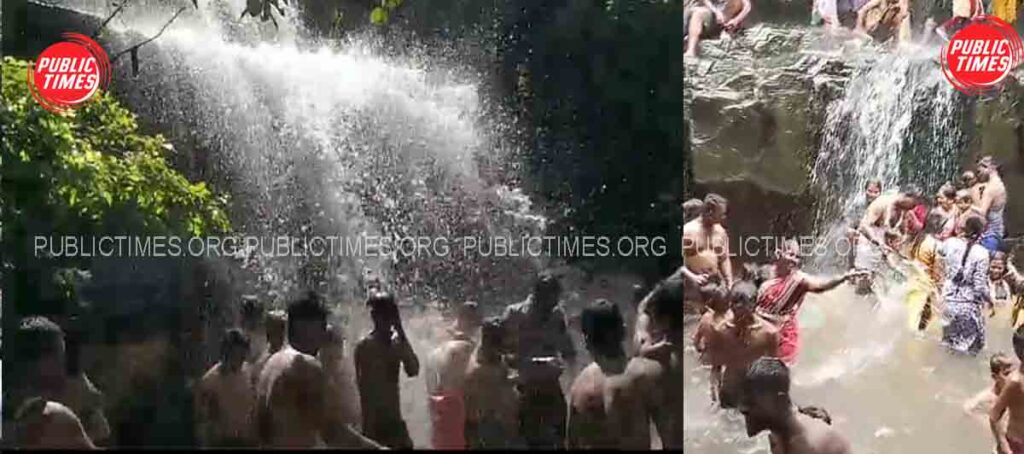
[196,362,257,446]
[256,347,326,448]
[861,193,900,231]
[568,361,651,449]
[708,314,780,392]
[426,335,476,395]
[771,414,852,454]
[464,354,519,448]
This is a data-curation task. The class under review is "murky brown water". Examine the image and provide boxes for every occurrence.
[684,281,1018,454]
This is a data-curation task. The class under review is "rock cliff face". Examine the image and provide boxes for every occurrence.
[686,24,1024,259]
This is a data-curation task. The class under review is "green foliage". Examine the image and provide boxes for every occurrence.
[371,0,403,26]
[1,57,231,238]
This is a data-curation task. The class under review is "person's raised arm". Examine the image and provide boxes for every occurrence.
[804,270,864,293]
[990,378,1016,454]
[397,327,420,378]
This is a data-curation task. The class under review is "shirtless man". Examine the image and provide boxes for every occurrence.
[567,300,651,449]
[425,302,483,449]
[855,190,920,294]
[636,278,685,449]
[975,156,1008,253]
[847,180,883,268]
[464,319,520,449]
[683,193,733,312]
[321,323,361,429]
[499,271,577,449]
[962,170,984,203]
[241,295,266,365]
[991,326,1024,454]
[6,317,96,449]
[355,291,420,449]
[252,310,287,386]
[256,292,383,449]
[741,357,852,454]
[195,328,257,447]
[706,281,780,409]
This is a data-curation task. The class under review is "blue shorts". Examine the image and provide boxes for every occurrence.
[980,235,1003,253]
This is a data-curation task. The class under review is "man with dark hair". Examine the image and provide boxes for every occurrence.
[683,193,733,312]
[638,279,684,449]
[256,292,383,448]
[195,328,257,447]
[705,281,780,408]
[464,318,520,449]
[252,310,287,386]
[855,189,920,294]
[355,291,420,449]
[741,357,851,453]
[567,300,651,449]
[7,316,96,449]
[425,301,483,449]
[976,156,1008,253]
[499,271,577,449]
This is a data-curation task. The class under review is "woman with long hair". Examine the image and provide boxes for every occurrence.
[939,214,993,355]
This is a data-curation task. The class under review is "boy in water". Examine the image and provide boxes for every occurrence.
[705,281,780,408]
[965,353,1015,428]
[355,291,420,449]
[195,328,257,447]
[740,357,852,454]
[691,279,730,359]
[991,327,1024,454]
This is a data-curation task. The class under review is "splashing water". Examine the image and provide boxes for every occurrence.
[684,47,1010,454]
[811,50,971,271]
[52,0,563,447]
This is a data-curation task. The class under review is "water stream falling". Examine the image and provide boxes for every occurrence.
[684,48,1017,454]
[51,0,568,447]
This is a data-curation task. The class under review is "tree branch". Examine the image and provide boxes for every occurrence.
[91,1,131,40]
[111,6,187,64]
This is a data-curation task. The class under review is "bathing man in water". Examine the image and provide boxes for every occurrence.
[682,193,732,313]
[705,281,780,409]
[990,326,1024,454]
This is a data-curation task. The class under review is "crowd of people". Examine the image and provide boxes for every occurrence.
[4,267,684,450]
[682,155,1023,452]
[684,0,1021,58]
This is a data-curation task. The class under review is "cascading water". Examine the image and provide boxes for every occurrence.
[685,49,1015,454]
[811,51,972,271]
[52,0,556,447]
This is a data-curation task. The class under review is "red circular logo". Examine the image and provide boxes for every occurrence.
[941,16,1023,95]
[27,33,112,113]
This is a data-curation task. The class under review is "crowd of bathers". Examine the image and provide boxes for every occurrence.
[3,268,684,450]
[684,0,1020,59]
[681,154,1024,453]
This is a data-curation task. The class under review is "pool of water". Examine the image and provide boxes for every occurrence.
[684,281,1017,453]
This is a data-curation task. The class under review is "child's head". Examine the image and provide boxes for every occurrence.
[991,352,1014,382]
[729,281,758,322]
[955,189,972,210]
[884,230,901,249]
[699,279,729,313]
[961,170,977,189]
[682,198,705,222]
[992,252,1008,280]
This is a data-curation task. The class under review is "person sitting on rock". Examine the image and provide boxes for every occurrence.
[684,0,753,58]
[855,0,911,44]
[812,0,871,32]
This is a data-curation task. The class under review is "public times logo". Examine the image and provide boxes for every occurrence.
[27,32,112,113]
[940,16,1023,95]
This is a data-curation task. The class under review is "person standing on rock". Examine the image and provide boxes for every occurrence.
[684,0,753,58]
[682,193,733,313]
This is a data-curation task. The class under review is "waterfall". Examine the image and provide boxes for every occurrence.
[54,0,547,309]
[810,51,972,270]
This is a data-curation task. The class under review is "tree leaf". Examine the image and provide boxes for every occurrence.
[370,6,389,25]
[384,0,402,9]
